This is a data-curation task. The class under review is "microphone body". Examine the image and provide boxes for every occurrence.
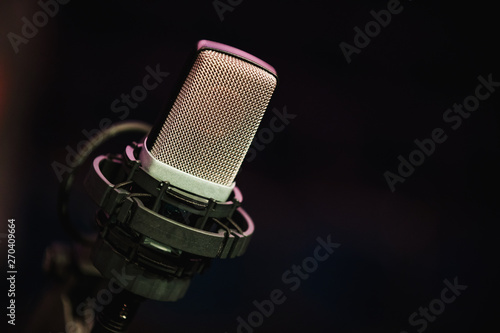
[142,40,277,201]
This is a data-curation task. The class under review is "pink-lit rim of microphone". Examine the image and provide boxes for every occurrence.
[197,39,277,76]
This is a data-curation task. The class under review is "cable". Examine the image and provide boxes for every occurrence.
[57,121,152,246]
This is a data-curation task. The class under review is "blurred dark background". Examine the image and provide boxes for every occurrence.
[1,0,499,332]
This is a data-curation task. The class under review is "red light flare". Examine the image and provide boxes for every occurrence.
[0,60,5,124]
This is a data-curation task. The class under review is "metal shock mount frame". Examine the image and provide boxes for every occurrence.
[84,142,255,301]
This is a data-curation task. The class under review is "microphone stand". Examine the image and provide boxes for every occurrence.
[53,121,152,333]
[90,289,144,333]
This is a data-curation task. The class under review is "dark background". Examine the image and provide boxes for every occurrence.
[1,0,499,332]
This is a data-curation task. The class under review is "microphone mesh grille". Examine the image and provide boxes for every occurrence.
[150,49,277,186]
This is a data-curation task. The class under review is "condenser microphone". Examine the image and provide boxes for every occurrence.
[141,40,277,201]
[83,40,278,332]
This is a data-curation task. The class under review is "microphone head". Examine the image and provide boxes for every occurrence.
[140,40,278,201]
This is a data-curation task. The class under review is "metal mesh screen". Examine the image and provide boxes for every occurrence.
[150,49,277,186]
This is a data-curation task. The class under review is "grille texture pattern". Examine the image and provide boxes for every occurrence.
[150,49,277,186]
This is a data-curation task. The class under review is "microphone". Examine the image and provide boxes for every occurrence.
[84,40,278,331]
